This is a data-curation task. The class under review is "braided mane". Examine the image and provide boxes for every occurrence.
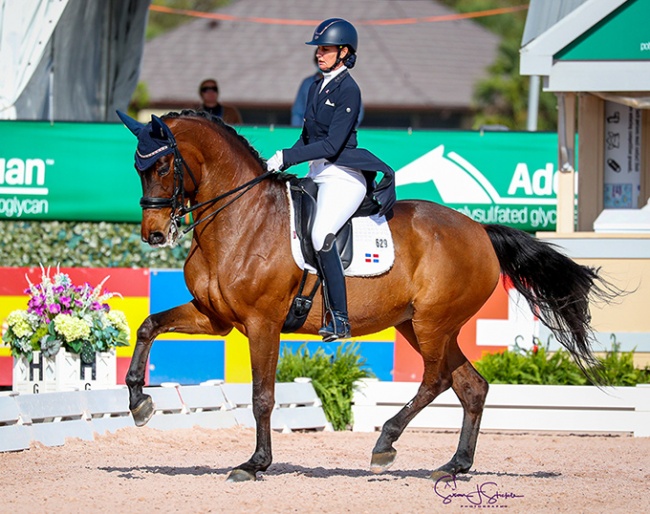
[162,110,269,173]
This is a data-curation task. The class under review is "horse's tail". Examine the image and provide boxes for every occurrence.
[483,224,620,383]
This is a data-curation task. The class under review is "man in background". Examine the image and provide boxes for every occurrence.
[198,78,243,125]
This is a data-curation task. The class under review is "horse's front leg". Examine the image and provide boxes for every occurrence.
[227,325,281,482]
[126,300,232,426]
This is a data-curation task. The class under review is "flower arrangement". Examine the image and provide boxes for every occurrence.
[2,267,130,363]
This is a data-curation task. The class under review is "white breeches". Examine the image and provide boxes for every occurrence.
[308,159,367,251]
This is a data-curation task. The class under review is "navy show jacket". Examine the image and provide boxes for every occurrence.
[282,70,396,216]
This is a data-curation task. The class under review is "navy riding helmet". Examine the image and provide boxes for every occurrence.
[305,18,358,69]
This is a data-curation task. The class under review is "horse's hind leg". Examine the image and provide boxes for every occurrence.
[431,348,488,479]
[126,300,232,426]
[370,322,455,473]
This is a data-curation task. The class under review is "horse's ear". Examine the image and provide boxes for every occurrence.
[150,115,169,140]
[116,110,144,137]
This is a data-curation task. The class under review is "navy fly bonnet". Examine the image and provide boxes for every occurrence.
[117,110,176,171]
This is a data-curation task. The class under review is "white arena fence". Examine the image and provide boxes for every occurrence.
[2,380,649,453]
[352,380,650,437]
[0,379,330,452]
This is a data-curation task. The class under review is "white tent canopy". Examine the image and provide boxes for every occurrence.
[0,0,150,121]
[0,0,68,119]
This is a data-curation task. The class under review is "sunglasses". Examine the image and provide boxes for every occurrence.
[201,86,218,93]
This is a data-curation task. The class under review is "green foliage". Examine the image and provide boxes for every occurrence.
[0,220,190,268]
[147,0,231,40]
[475,343,587,385]
[439,0,558,130]
[598,340,650,386]
[128,82,150,117]
[475,338,650,386]
[276,343,374,430]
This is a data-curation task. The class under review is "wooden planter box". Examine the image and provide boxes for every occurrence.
[13,349,116,394]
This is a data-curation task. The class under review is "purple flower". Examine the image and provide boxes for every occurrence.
[60,296,72,307]
[31,305,45,317]
[91,301,102,311]
[74,299,84,308]
[28,295,44,306]
[27,295,46,316]
[48,304,61,314]
[102,303,110,312]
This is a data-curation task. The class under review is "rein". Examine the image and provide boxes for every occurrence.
[141,143,276,237]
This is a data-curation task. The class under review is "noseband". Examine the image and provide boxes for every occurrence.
[140,141,276,239]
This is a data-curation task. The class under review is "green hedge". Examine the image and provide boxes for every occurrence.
[0,221,190,268]
[475,340,650,386]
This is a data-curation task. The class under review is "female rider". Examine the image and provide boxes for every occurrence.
[266,18,396,342]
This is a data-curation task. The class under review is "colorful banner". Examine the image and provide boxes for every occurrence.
[0,266,521,387]
[4,265,648,388]
[0,268,530,386]
[0,121,560,231]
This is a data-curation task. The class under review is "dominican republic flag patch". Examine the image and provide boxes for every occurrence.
[365,253,380,263]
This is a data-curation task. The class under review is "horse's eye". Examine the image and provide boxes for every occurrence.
[157,163,170,177]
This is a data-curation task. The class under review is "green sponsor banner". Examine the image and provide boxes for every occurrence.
[0,121,560,231]
[0,121,142,222]
[556,0,650,61]
[378,129,560,232]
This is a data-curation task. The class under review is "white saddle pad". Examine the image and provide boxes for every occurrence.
[287,184,395,277]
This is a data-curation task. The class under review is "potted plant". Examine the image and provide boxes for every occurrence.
[2,266,130,393]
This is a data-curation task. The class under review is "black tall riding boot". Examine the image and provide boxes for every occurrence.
[316,233,351,342]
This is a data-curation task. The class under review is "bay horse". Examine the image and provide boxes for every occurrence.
[119,110,615,482]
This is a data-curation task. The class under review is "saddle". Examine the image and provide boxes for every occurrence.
[289,176,351,269]
[282,175,380,333]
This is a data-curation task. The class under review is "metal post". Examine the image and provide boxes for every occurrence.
[556,93,577,233]
[527,75,540,131]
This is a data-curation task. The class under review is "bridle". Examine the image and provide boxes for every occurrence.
[139,136,276,242]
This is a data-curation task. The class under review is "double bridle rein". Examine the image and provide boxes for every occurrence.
[139,138,276,240]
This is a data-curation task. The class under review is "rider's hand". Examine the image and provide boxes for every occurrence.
[266,150,284,172]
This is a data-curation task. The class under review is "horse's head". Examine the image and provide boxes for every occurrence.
[119,110,274,249]
[118,111,201,247]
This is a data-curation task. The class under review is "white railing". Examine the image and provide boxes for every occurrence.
[0,379,330,452]
[352,380,650,437]
[5,380,647,453]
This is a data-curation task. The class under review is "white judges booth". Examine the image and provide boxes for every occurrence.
[520,0,650,366]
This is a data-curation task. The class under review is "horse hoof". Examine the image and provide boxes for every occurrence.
[370,450,397,474]
[131,396,155,427]
[226,469,257,482]
[430,469,455,482]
